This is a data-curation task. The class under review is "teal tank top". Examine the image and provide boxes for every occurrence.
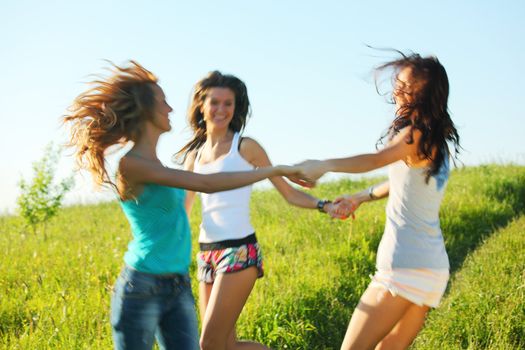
[119,184,191,274]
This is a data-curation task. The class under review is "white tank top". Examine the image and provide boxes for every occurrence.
[193,132,255,243]
[376,157,450,269]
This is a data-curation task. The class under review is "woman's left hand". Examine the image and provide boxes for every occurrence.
[332,194,361,219]
[324,202,350,219]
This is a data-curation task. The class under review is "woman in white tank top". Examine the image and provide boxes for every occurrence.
[295,52,461,350]
[175,71,334,350]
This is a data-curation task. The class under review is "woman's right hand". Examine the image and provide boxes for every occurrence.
[277,165,316,188]
[329,194,362,219]
[294,159,330,183]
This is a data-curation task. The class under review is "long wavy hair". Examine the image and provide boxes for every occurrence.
[376,51,461,182]
[174,71,251,163]
[63,61,158,193]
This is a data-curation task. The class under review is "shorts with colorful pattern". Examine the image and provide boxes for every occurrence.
[196,234,264,284]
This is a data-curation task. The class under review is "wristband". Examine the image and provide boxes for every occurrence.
[368,186,377,200]
[316,199,332,213]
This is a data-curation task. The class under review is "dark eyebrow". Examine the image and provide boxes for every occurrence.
[209,97,234,102]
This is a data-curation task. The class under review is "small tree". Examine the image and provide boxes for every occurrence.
[17,143,74,239]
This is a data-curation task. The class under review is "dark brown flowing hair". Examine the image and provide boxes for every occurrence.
[174,71,251,163]
[63,61,158,192]
[376,51,461,182]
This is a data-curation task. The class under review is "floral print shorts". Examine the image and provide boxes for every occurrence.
[197,235,264,283]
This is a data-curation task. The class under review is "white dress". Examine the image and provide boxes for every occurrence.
[371,157,450,307]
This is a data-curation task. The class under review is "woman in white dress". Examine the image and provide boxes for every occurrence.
[296,51,461,350]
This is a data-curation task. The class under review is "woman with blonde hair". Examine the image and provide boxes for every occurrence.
[63,61,308,350]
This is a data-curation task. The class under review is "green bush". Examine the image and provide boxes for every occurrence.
[17,143,73,238]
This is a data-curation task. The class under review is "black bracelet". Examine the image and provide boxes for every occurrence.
[368,186,377,200]
[316,199,332,213]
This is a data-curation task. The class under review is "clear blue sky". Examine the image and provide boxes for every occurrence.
[1,1,524,213]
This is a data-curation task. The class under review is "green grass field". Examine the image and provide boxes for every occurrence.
[1,165,524,349]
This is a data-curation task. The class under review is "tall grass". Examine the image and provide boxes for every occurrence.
[0,165,524,349]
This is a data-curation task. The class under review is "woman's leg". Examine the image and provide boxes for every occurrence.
[199,267,269,350]
[374,303,429,350]
[199,281,213,323]
[340,285,415,350]
[199,282,247,350]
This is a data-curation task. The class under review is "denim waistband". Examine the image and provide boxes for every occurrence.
[199,233,257,251]
[122,265,189,281]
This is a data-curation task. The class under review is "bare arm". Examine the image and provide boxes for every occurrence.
[344,180,389,205]
[239,137,321,209]
[119,155,300,195]
[330,181,390,219]
[297,127,419,182]
[183,150,197,215]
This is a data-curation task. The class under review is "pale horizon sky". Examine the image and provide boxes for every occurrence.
[1,1,524,214]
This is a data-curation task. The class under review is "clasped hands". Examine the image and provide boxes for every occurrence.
[324,196,359,220]
[285,159,326,188]
[285,159,361,220]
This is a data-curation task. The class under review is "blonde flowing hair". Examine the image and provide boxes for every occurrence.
[63,61,158,193]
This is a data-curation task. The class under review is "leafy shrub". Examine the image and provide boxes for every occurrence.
[17,143,73,238]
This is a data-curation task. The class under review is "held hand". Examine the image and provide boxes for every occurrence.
[294,159,329,183]
[278,165,316,188]
[331,194,362,220]
[324,202,350,219]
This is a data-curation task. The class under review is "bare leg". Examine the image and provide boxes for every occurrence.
[199,282,241,349]
[199,282,213,324]
[340,285,414,350]
[199,267,270,350]
[375,304,429,350]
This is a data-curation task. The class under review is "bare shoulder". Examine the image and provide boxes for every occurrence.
[239,136,269,165]
[118,154,167,181]
[388,126,421,146]
[118,154,148,183]
[183,149,198,171]
[117,155,142,197]
[239,136,263,149]
[379,126,420,165]
[118,153,137,174]
[400,127,430,166]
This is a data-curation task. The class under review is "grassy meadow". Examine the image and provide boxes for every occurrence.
[1,164,524,349]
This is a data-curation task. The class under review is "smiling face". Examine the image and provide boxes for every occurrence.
[151,83,173,132]
[200,87,235,131]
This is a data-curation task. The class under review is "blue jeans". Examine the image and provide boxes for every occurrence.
[110,266,199,350]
